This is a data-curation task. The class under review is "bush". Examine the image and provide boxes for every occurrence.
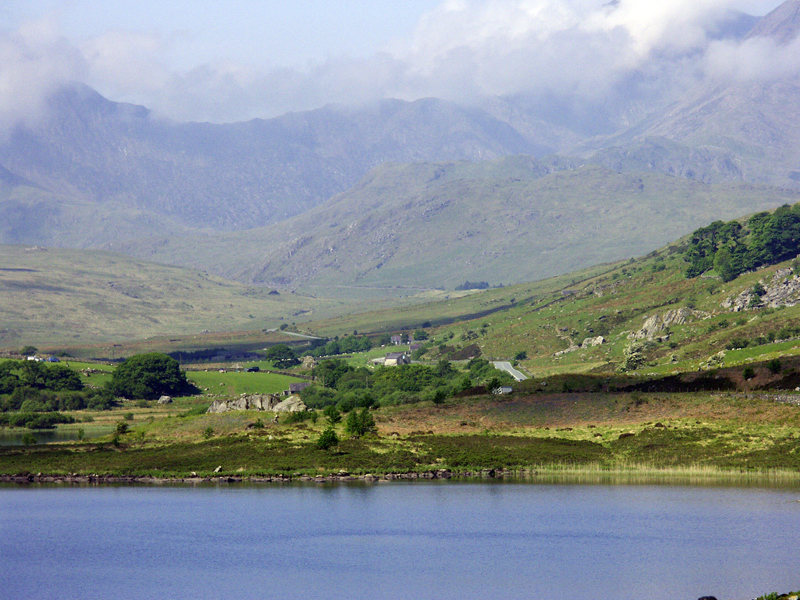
[767,359,782,374]
[743,366,756,380]
[283,411,317,424]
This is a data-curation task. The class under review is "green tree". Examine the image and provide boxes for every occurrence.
[264,344,299,368]
[316,427,339,451]
[413,329,429,341]
[344,407,376,437]
[43,365,83,391]
[323,405,341,426]
[107,353,192,400]
[19,345,38,356]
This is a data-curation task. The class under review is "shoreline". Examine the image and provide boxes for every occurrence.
[4,465,800,486]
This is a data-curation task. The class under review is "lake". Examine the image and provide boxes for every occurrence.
[1,480,798,600]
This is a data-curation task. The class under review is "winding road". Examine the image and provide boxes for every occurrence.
[492,361,528,381]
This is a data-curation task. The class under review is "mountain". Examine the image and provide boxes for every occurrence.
[113,157,800,292]
[587,0,800,188]
[2,2,800,297]
[0,87,548,247]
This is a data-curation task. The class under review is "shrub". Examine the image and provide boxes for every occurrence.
[283,411,317,424]
[767,359,782,374]
[743,366,756,380]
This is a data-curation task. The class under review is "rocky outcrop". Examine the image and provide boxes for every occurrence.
[206,393,306,414]
[628,308,707,340]
[722,268,800,311]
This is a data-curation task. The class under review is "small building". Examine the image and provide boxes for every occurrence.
[384,352,410,367]
[493,386,513,395]
[285,381,312,396]
[390,335,403,345]
[409,343,423,351]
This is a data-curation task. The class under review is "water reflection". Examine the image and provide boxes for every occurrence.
[0,426,112,446]
[1,481,798,600]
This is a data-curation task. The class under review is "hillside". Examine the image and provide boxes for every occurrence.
[114,157,800,291]
[0,245,356,347]
[299,204,800,384]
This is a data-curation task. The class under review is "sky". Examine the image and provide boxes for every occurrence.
[0,0,790,129]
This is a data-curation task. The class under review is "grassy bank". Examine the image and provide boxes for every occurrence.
[2,391,800,480]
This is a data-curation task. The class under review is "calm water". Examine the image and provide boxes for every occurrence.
[1,481,799,600]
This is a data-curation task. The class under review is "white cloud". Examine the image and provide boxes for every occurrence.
[705,34,800,81]
[0,18,85,135]
[0,1,791,127]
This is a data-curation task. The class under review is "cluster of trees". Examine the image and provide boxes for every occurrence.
[304,335,374,358]
[684,204,800,282]
[0,360,82,395]
[455,281,490,290]
[300,357,513,411]
[1,354,194,424]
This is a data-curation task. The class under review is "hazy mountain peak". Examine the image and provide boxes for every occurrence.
[746,0,800,45]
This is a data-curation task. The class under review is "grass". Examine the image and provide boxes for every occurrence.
[4,390,800,479]
[186,370,303,397]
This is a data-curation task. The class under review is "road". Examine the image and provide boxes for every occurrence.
[492,361,528,381]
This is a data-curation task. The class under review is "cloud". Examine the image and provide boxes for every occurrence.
[0,18,85,135]
[705,34,800,81]
[0,1,790,128]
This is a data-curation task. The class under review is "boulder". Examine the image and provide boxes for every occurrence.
[272,395,307,412]
[158,395,172,404]
[581,336,605,348]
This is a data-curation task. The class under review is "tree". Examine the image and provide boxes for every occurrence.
[344,407,376,437]
[108,353,192,400]
[44,365,83,391]
[323,405,341,426]
[19,345,38,356]
[619,342,647,372]
[264,344,299,368]
[316,428,339,451]
[413,329,429,341]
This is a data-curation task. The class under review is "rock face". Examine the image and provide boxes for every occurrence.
[206,393,306,414]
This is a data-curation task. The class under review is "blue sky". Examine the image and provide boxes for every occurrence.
[0,0,789,126]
